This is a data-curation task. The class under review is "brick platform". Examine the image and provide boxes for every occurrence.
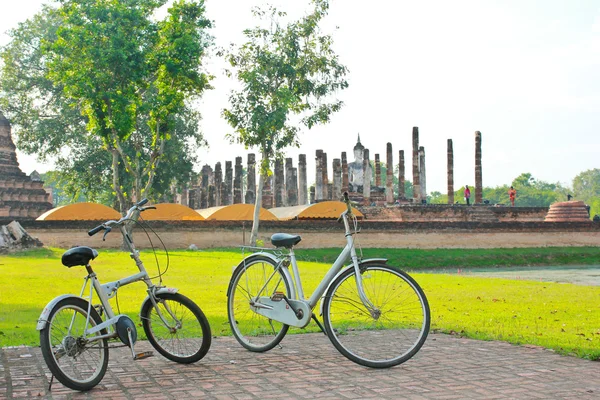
[1,333,598,399]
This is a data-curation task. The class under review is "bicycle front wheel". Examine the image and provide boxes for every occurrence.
[39,297,108,391]
[323,264,430,368]
[141,293,211,364]
[228,256,291,352]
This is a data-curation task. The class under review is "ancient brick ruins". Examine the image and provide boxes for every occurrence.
[181,128,486,210]
[0,112,52,219]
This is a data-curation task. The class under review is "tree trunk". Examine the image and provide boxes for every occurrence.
[249,173,265,246]
[111,149,127,213]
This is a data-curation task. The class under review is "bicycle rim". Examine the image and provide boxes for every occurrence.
[228,257,290,352]
[324,265,430,368]
[42,301,107,389]
[142,293,210,363]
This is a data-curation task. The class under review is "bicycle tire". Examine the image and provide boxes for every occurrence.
[141,292,211,363]
[323,264,430,368]
[39,297,109,391]
[228,255,291,352]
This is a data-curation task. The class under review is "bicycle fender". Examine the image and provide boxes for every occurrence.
[318,258,388,316]
[139,287,179,315]
[226,252,292,297]
[37,294,85,330]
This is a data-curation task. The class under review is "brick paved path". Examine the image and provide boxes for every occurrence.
[1,333,598,399]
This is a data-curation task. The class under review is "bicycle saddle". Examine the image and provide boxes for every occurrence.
[62,246,99,267]
[270,233,301,249]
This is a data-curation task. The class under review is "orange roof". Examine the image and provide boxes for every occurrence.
[197,204,278,221]
[141,203,204,221]
[271,201,363,220]
[37,202,121,221]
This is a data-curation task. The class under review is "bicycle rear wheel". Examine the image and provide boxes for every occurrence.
[141,293,211,363]
[228,256,291,352]
[323,264,430,368]
[39,297,108,391]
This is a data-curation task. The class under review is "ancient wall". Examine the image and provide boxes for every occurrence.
[20,219,599,250]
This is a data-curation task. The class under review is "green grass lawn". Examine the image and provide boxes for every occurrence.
[0,247,598,360]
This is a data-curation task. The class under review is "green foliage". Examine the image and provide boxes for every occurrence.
[0,0,212,209]
[222,0,348,175]
[572,169,600,218]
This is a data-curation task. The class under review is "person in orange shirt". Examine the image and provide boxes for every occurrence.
[508,186,517,206]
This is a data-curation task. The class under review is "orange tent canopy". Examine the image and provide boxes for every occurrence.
[270,201,363,220]
[197,204,278,221]
[37,202,121,221]
[141,203,204,221]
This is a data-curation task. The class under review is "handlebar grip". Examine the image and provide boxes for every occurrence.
[142,206,157,211]
[343,191,352,214]
[88,225,105,236]
[137,198,149,207]
[343,191,349,202]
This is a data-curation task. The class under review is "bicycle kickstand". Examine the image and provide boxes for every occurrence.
[311,314,327,335]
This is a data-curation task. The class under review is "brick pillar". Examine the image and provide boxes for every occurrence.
[386,143,394,204]
[200,164,211,208]
[419,146,426,203]
[309,185,315,204]
[315,150,324,201]
[362,149,370,203]
[245,153,256,204]
[412,127,420,203]
[398,150,405,200]
[262,174,273,209]
[298,154,308,205]
[341,152,349,194]
[447,139,454,204]
[475,131,483,204]
[285,158,298,206]
[274,158,284,207]
[234,156,243,204]
[375,153,381,187]
[225,161,233,205]
[322,152,329,200]
[214,162,222,206]
[332,158,342,200]
[208,185,215,207]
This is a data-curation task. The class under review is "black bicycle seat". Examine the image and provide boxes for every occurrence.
[270,233,301,249]
[62,246,99,267]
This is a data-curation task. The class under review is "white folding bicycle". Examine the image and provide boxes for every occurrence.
[37,199,211,391]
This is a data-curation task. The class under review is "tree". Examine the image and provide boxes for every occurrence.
[1,1,212,211]
[222,0,348,245]
[572,169,600,218]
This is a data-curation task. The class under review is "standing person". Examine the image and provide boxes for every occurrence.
[464,185,471,205]
[508,186,517,206]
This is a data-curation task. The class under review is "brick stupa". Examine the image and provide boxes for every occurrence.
[544,200,590,222]
[0,112,52,219]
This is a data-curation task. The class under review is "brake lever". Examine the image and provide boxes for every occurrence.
[102,227,112,241]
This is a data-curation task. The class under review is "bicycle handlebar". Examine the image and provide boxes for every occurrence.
[88,199,152,237]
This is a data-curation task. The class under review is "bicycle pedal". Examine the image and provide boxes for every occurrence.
[271,292,286,302]
[134,351,154,360]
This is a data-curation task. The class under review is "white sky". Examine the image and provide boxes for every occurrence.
[1,0,599,193]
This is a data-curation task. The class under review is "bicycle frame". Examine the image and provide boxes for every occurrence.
[245,209,379,327]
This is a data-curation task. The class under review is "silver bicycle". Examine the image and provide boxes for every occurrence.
[37,199,211,391]
[227,192,430,368]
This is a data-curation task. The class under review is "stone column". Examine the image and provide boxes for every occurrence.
[285,158,298,206]
[475,131,483,204]
[386,143,393,204]
[398,150,405,200]
[322,152,329,200]
[332,158,342,200]
[362,149,371,202]
[245,153,256,204]
[419,146,426,203]
[298,154,308,205]
[315,150,324,201]
[208,185,215,207]
[447,139,454,204]
[234,156,243,204]
[262,174,274,209]
[341,152,349,194]
[412,127,421,203]
[309,186,315,204]
[214,162,222,206]
[200,164,212,209]
[225,160,233,205]
[274,158,285,207]
[375,154,381,187]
